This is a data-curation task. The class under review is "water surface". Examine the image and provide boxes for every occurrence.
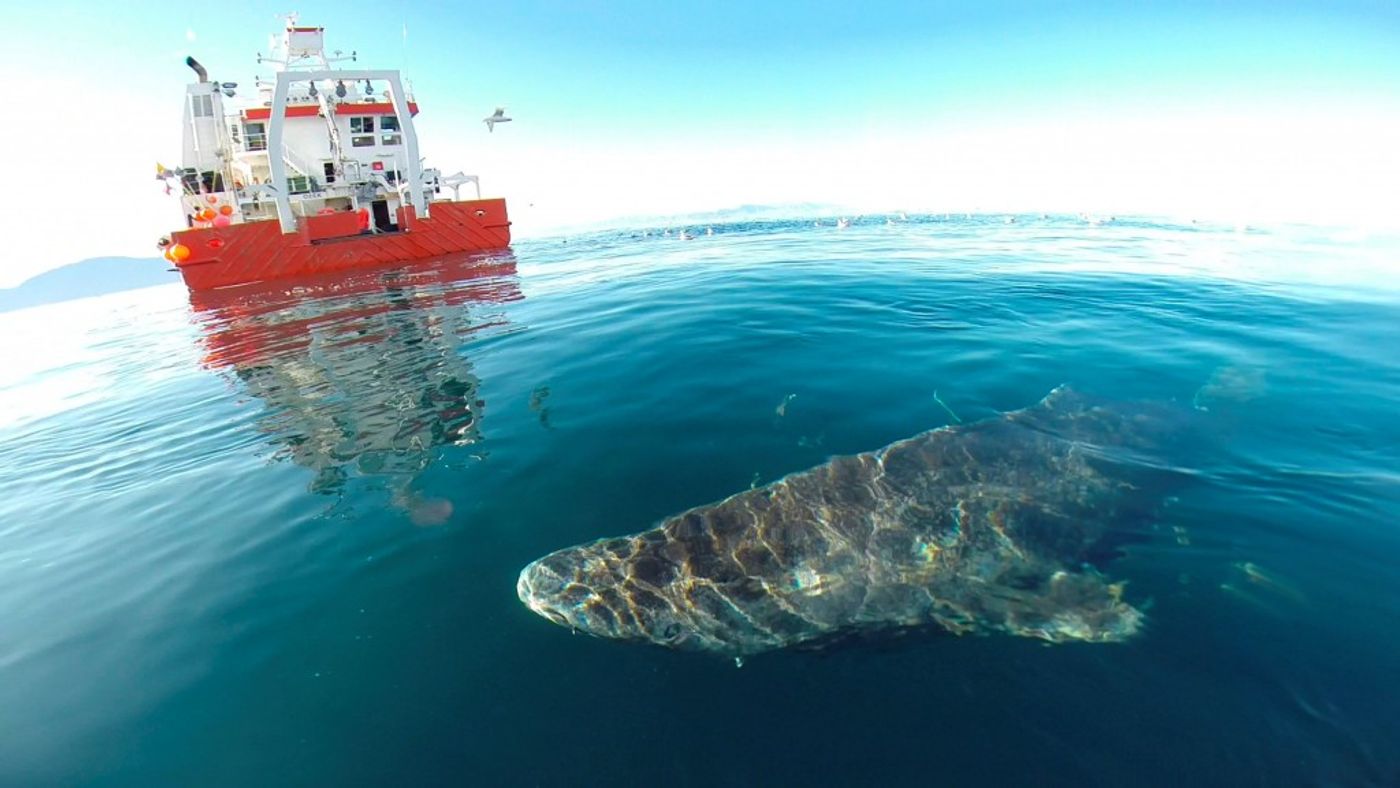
[1,216,1397,785]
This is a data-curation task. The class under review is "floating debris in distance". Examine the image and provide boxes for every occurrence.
[933,390,962,424]
[775,393,797,418]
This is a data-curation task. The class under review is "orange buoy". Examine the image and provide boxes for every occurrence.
[163,247,177,262]
[205,194,219,204]
[199,208,216,221]
[212,214,232,228]
[218,204,234,216]
[169,243,191,262]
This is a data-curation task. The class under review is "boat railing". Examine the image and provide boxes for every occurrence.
[281,146,317,180]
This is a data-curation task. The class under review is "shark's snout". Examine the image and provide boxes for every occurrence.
[516,559,572,628]
[516,543,713,650]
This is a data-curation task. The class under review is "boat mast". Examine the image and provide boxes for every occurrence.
[266,69,423,233]
[261,20,426,234]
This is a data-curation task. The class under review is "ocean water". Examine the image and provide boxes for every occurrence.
[1,215,1398,786]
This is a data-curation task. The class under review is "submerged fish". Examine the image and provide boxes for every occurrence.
[517,386,1184,657]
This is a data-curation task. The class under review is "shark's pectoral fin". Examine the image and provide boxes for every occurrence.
[907,485,1144,644]
[980,566,1142,643]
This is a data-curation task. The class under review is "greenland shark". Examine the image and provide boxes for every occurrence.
[517,386,1184,658]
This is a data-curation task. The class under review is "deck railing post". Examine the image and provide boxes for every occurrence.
[268,73,296,233]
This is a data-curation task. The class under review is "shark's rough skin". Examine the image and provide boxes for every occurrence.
[518,387,1179,657]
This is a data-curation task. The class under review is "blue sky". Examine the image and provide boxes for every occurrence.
[3,1,1398,284]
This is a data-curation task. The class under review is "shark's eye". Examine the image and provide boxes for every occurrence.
[662,622,681,640]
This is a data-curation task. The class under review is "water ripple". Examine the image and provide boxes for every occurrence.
[1,217,1398,784]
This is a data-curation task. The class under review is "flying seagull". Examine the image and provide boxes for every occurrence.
[483,107,512,132]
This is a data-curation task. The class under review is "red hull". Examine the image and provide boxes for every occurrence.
[171,198,510,290]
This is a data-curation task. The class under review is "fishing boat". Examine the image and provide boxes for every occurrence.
[158,20,510,290]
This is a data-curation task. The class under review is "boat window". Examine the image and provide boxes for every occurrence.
[350,116,376,147]
[191,94,215,118]
[381,133,403,146]
[381,116,400,132]
[286,175,315,194]
[244,122,267,151]
[184,169,225,193]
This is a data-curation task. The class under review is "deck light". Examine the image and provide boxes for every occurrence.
[335,80,347,98]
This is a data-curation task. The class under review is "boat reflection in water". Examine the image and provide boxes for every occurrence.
[189,254,523,523]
